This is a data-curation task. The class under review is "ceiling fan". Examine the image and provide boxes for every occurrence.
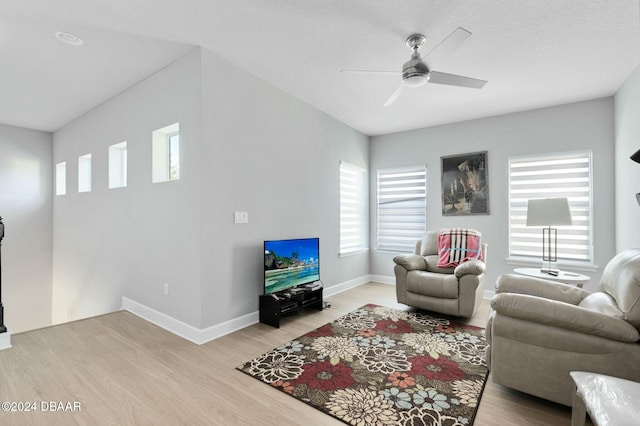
[341,28,488,107]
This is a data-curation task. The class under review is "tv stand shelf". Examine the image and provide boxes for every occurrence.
[259,287,323,328]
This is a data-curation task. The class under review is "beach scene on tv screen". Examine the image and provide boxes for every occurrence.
[264,238,319,294]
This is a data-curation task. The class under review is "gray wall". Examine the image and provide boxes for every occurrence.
[0,123,53,332]
[51,47,369,330]
[52,49,204,326]
[199,49,369,328]
[370,98,616,292]
[615,63,640,251]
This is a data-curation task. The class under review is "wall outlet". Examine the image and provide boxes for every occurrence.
[234,211,249,224]
[163,283,169,296]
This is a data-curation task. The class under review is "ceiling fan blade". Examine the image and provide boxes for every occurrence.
[383,84,405,107]
[429,71,487,89]
[340,69,399,75]
[422,27,471,64]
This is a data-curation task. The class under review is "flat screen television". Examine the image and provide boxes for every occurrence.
[264,237,320,295]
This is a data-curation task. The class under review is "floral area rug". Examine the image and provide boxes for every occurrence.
[236,304,488,425]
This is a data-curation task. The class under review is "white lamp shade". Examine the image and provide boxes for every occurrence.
[526,198,573,226]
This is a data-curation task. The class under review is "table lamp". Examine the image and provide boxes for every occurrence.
[0,216,5,333]
[631,149,640,206]
[526,198,573,273]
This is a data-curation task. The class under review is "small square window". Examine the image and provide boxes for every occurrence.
[109,142,127,189]
[56,162,66,195]
[152,122,180,183]
[78,154,92,193]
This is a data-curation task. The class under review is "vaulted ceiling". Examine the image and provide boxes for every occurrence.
[1,1,638,136]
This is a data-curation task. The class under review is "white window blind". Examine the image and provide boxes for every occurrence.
[340,161,368,255]
[377,166,427,252]
[508,151,593,263]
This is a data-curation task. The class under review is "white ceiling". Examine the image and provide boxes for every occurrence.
[1,0,639,136]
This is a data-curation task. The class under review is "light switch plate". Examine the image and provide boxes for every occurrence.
[234,211,249,224]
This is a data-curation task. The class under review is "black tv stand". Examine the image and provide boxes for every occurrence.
[259,287,323,328]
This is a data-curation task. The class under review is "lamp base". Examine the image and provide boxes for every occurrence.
[0,304,5,333]
[540,261,559,274]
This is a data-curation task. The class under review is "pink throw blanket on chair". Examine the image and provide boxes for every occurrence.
[437,228,482,268]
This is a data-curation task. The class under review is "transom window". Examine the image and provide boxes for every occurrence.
[152,122,180,183]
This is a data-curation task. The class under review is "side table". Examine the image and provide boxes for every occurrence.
[514,267,590,288]
[570,371,640,426]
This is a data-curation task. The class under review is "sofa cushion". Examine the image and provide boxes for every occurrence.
[424,255,455,274]
[455,260,486,277]
[491,293,640,343]
[419,232,439,256]
[393,254,427,271]
[579,292,625,319]
[600,249,640,329]
[407,271,458,298]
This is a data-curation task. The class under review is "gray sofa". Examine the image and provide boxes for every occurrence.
[486,249,640,406]
[393,231,487,318]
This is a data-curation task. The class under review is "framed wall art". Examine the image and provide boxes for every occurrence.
[441,151,489,216]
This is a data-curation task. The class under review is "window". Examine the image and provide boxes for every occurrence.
[55,162,66,195]
[109,142,127,189]
[78,154,92,193]
[339,161,368,255]
[169,132,180,180]
[152,122,180,183]
[508,151,593,264]
[377,166,427,252]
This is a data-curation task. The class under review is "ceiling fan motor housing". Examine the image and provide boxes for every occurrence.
[402,53,429,87]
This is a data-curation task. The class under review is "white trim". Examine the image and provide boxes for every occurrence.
[369,274,395,285]
[338,248,369,258]
[196,311,258,345]
[0,327,12,351]
[122,297,258,345]
[506,256,598,272]
[323,275,371,297]
[121,275,374,345]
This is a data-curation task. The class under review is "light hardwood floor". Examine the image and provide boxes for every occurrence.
[0,282,589,425]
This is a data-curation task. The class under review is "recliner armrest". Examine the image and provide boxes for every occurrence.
[496,273,589,305]
[491,293,640,343]
[393,254,427,271]
[454,260,485,278]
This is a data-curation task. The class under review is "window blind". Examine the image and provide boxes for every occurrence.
[340,161,368,255]
[508,151,593,263]
[377,166,427,252]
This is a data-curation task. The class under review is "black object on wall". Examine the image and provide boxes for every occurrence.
[0,216,6,333]
[631,151,640,207]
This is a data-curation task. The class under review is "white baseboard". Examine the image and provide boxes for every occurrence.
[122,277,495,346]
[369,274,395,285]
[0,327,12,351]
[122,274,376,346]
[122,297,258,346]
[323,275,371,297]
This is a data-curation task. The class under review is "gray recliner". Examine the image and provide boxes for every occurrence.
[393,231,487,318]
[486,249,640,406]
